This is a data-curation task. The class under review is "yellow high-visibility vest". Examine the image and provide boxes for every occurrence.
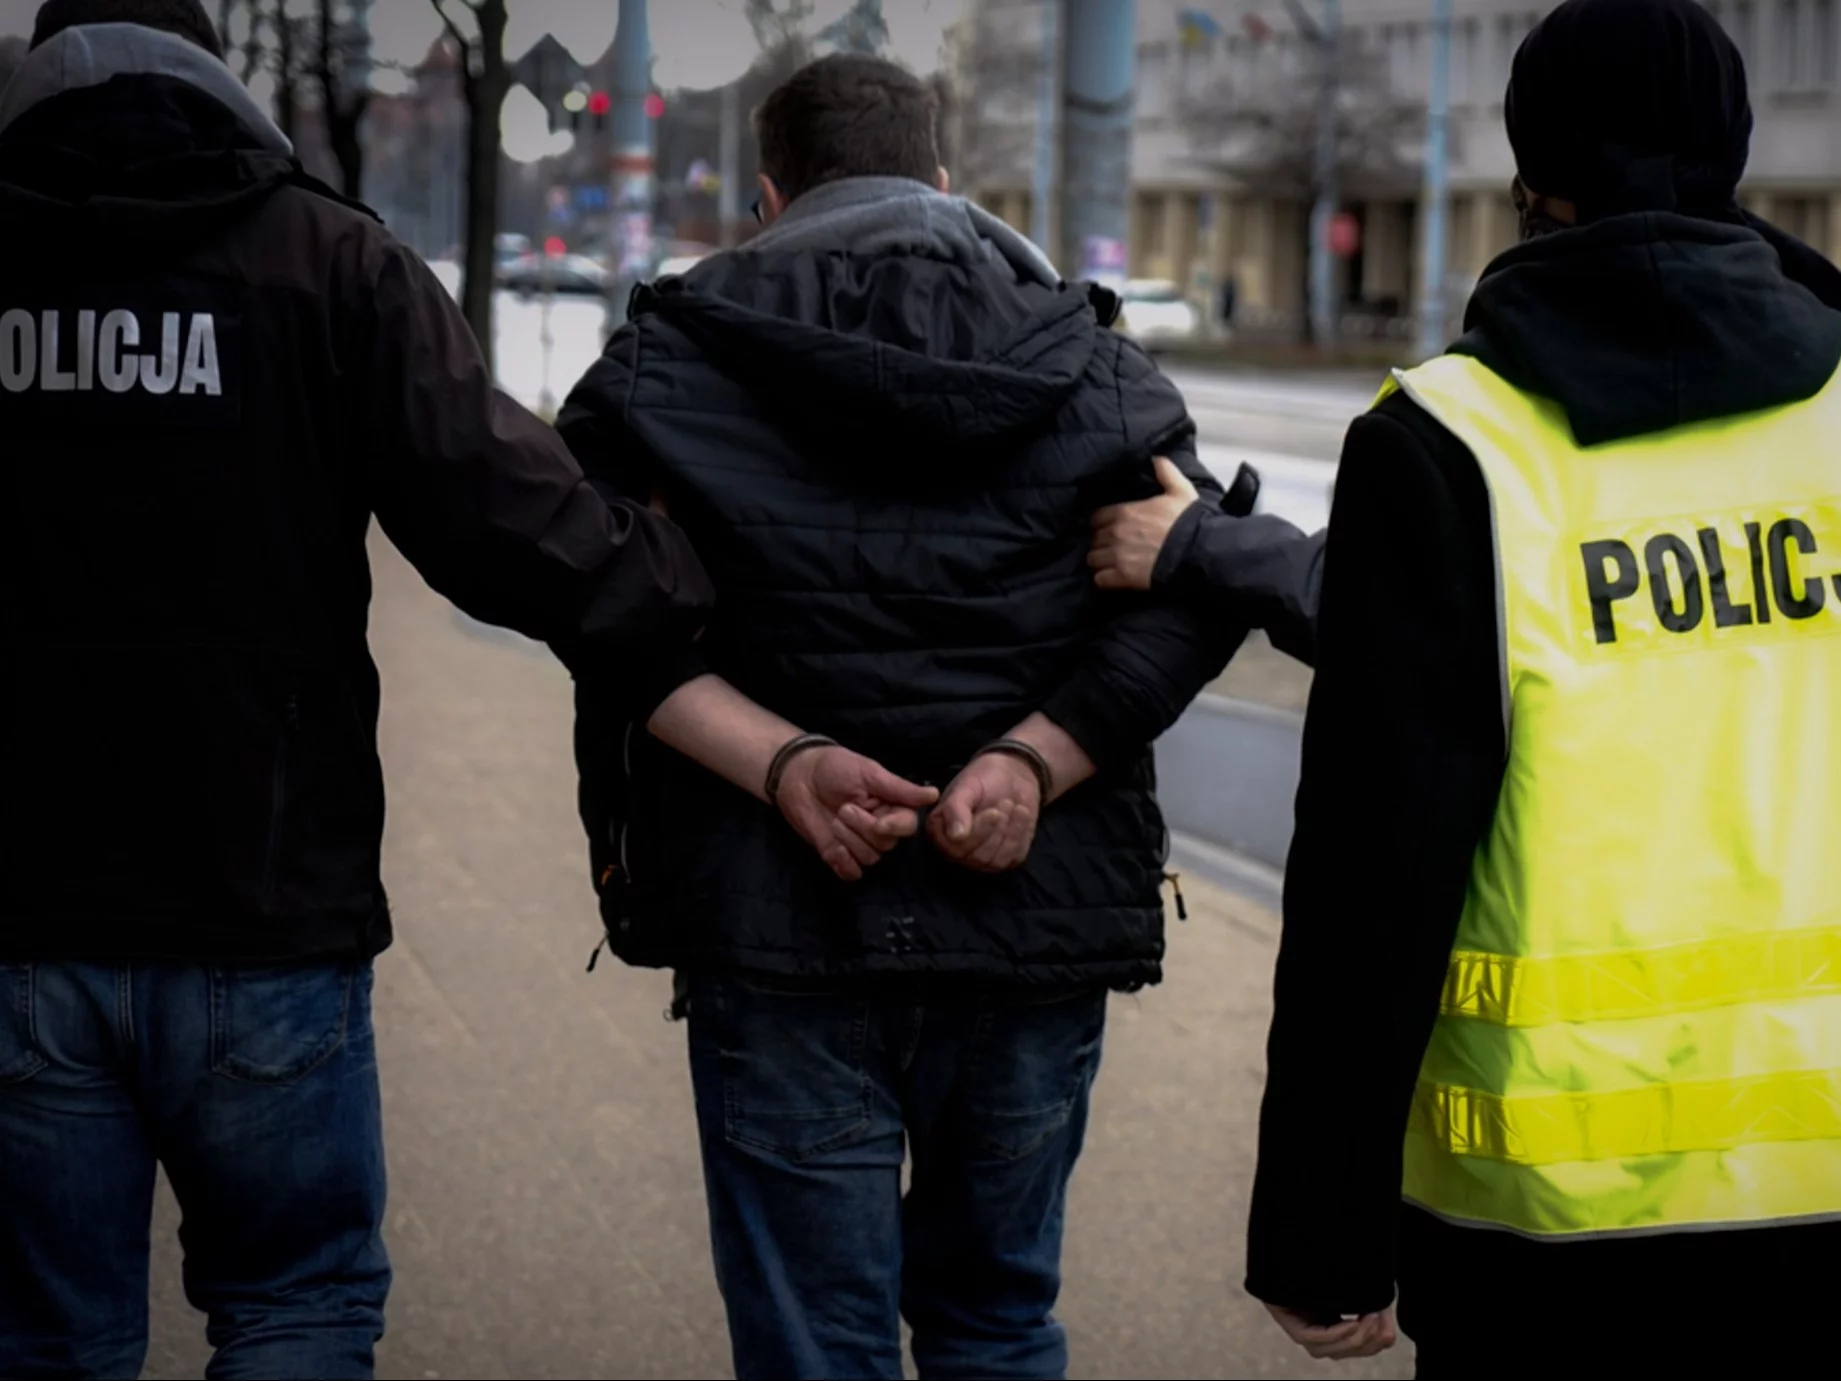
[1380,354,1841,1238]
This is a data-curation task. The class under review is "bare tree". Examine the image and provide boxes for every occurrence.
[943,0,1041,210]
[428,0,509,370]
[314,0,368,198]
[1177,26,1424,337]
[820,0,887,54]
[271,0,301,142]
[746,0,818,54]
[237,0,265,83]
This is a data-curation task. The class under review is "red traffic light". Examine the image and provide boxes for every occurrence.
[544,236,567,256]
[643,91,666,120]
[586,91,611,117]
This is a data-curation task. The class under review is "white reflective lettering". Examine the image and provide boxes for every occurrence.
[39,310,75,391]
[76,309,97,391]
[178,312,221,396]
[0,308,33,391]
[98,310,139,393]
[140,312,181,394]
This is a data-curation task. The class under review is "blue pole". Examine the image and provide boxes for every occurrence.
[1030,0,1060,262]
[608,0,653,328]
[1060,0,1137,290]
[1417,0,1453,360]
[1308,0,1340,348]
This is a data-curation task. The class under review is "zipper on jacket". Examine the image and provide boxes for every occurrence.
[261,693,300,908]
[590,721,638,973]
[1164,871,1188,922]
[617,721,635,886]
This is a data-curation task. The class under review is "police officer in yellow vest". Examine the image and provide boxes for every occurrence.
[1095,1,1841,1373]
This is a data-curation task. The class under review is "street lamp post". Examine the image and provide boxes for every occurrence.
[1060,0,1137,292]
[1418,0,1454,360]
[1030,0,1061,264]
[607,0,654,334]
[1307,1,1341,348]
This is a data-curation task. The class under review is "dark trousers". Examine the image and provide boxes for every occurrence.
[1400,1205,1841,1377]
[686,975,1107,1381]
[0,960,390,1380]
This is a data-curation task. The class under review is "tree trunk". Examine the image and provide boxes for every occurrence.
[317,0,367,200]
[457,0,509,374]
[273,4,297,142]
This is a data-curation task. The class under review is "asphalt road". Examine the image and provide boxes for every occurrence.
[139,538,1409,1380]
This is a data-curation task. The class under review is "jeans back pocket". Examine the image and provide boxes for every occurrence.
[0,964,47,1085]
[210,962,360,1085]
[698,977,879,1163]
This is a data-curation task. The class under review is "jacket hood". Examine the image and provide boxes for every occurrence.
[1452,211,1841,446]
[0,24,297,257]
[636,178,1100,461]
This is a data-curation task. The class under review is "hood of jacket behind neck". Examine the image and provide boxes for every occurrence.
[0,23,299,260]
[1452,210,1841,446]
[636,177,1100,469]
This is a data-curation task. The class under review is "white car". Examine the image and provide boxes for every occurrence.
[1119,279,1201,348]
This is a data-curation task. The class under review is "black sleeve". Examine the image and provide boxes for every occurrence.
[1243,396,1507,1317]
[1152,504,1325,666]
[1040,345,1248,765]
[555,325,713,703]
[353,234,714,713]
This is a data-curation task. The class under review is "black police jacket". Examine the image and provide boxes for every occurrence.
[0,36,711,961]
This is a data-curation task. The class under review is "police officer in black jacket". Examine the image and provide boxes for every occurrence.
[0,3,716,1376]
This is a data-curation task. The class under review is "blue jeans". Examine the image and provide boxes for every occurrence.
[0,960,390,1380]
[687,975,1108,1381]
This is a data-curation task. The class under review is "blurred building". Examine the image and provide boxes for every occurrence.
[959,0,1841,337]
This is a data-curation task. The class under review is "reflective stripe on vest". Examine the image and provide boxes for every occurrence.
[1383,354,1841,1239]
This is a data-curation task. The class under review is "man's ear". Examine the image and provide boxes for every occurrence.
[758,174,789,224]
[934,167,951,195]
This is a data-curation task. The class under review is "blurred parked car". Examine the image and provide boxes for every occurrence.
[501,252,610,297]
[1118,279,1201,349]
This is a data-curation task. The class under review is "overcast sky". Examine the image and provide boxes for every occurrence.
[0,1,961,162]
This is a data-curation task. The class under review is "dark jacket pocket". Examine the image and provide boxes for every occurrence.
[7,642,384,926]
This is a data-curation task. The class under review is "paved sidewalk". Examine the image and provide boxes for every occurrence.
[142,538,1411,1380]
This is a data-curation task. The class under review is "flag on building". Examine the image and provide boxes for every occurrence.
[1178,8,1224,51]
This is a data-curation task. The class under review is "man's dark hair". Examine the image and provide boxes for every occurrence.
[32,0,225,59]
[756,53,940,202]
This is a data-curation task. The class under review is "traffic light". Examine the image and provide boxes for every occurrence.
[643,91,665,120]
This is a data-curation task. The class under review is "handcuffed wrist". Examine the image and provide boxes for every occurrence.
[763,733,838,806]
[972,738,1055,804]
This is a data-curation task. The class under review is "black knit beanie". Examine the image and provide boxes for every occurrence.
[1506,0,1751,220]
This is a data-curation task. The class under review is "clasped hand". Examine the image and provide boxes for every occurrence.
[775,745,1043,883]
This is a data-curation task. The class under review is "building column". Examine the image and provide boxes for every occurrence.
[1242,197,1277,312]
[1007,190,1032,236]
[1470,190,1503,278]
[1212,193,1240,287]
[1273,201,1306,316]
[1362,201,1410,305]
[1167,190,1195,293]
